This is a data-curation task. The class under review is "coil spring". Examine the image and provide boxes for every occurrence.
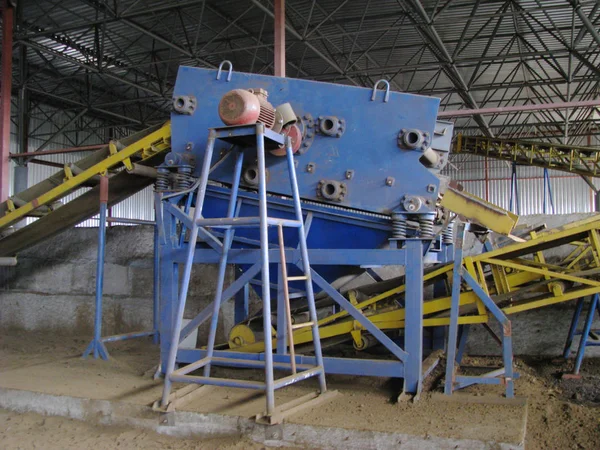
[155,168,170,191]
[391,213,407,239]
[419,216,434,239]
[174,166,194,190]
[442,222,454,244]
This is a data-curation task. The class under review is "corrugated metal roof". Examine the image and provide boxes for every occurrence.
[7,0,598,140]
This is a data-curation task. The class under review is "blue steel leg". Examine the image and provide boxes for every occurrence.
[161,132,216,407]
[403,239,424,395]
[203,151,244,377]
[285,136,327,394]
[574,294,599,374]
[83,175,109,361]
[456,324,470,364]
[158,204,177,374]
[234,267,249,324]
[276,264,287,355]
[502,322,515,397]
[152,223,160,345]
[257,124,276,415]
[444,222,465,395]
[563,297,585,358]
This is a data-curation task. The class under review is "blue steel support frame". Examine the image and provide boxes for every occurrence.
[445,223,516,397]
[84,176,161,359]
[159,126,332,416]
[444,223,464,395]
[157,200,438,393]
[563,294,600,374]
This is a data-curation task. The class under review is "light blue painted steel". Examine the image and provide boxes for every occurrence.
[177,348,405,378]
[203,150,245,378]
[82,197,109,361]
[160,131,217,407]
[444,223,464,395]
[403,239,424,395]
[564,294,600,375]
[444,230,516,398]
[285,135,328,394]
[563,297,585,359]
[153,224,160,345]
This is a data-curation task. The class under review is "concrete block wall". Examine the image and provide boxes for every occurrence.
[0,226,234,342]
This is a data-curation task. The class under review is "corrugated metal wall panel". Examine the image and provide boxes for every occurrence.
[444,151,597,215]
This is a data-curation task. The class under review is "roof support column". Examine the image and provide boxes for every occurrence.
[14,0,28,199]
[0,0,14,202]
[274,0,285,77]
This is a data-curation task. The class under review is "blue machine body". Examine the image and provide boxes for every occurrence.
[167,67,450,290]
[171,66,442,214]
[159,66,454,392]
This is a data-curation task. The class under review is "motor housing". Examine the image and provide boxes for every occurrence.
[218,88,276,128]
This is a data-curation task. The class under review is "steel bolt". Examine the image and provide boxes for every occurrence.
[427,184,436,193]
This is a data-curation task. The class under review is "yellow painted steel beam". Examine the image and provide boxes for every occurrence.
[0,122,171,229]
[483,258,600,287]
[440,187,519,236]
[228,211,600,355]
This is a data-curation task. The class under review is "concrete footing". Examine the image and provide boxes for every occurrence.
[0,387,522,450]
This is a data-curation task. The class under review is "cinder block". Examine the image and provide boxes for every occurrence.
[102,264,130,296]
[71,262,96,295]
[13,261,74,294]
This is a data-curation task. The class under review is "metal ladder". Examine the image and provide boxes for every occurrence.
[160,123,328,423]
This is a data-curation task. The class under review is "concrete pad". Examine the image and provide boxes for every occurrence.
[0,388,522,450]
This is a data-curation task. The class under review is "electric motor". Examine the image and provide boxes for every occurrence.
[218,88,276,128]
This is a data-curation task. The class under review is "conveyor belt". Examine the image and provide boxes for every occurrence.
[454,133,600,177]
[0,123,171,257]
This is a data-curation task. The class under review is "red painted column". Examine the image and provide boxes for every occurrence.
[0,0,14,203]
[274,0,285,77]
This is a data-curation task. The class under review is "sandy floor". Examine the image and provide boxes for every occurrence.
[0,409,270,450]
[1,330,597,448]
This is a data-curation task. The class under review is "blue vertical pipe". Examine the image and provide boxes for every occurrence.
[83,175,109,360]
[574,294,599,374]
[203,150,244,377]
[161,131,216,407]
[257,123,276,415]
[543,168,548,214]
[153,223,160,345]
[563,297,584,358]
[404,239,424,394]
[444,222,465,395]
[502,323,515,397]
[158,196,176,373]
[285,136,327,394]
[94,204,107,358]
